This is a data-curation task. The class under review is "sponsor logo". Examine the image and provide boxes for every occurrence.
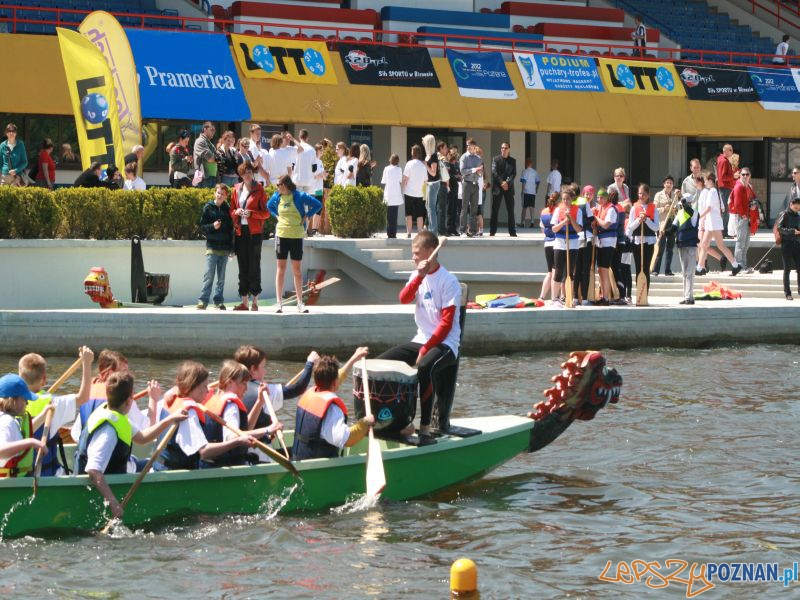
[76,76,118,166]
[377,407,393,421]
[344,49,388,71]
[143,65,236,90]
[606,63,675,92]
[244,43,327,77]
[453,58,508,81]
[679,67,714,88]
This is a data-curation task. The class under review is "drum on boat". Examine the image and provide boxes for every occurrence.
[353,359,418,434]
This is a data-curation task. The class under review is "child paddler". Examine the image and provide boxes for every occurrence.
[200,360,283,468]
[0,374,48,479]
[18,346,94,476]
[293,354,375,461]
[158,361,257,470]
[77,373,188,519]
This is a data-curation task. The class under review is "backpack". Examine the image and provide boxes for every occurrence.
[773,212,783,246]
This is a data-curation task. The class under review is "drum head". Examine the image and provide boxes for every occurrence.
[353,360,418,433]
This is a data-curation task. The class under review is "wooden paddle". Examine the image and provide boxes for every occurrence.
[564,226,574,309]
[262,388,289,460]
[196,404,300,477]
[100,423,178,535]
[47,357,82,394]
[587,237,597,302]
[281,277,341,306]
[360,357,386,499]
[428,235,447,262]
[649,194,681,273]
[636,221,649,306]
[31,405,55,497]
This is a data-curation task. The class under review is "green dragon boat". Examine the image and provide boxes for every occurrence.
[0,351,621,539]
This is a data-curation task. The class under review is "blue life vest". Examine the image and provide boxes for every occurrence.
[200,393,249,467]
[292,390,348,461]
[541,210,555,242]
[77,407,132,475]
[595,204,618,239]
[613,204,627,243]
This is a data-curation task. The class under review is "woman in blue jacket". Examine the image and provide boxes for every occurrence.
[267,175,322,313]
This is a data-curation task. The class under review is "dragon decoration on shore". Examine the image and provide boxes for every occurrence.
[527,350,622,452]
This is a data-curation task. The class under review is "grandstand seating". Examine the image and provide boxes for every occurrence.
[229,1,378,38]
[607,0,776,63]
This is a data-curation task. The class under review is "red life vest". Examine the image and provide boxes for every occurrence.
[0,413,33,478]
[632,202,656,221]
[292,390,348,461]
[201,392,249,466]
[165,396,206,424]
[553,204,580,239]
[594,203,617,238]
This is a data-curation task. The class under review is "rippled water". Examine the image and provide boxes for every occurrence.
[0,346,798,599]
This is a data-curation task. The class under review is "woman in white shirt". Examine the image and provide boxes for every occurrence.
[402,144,428,238]
[344,143,359,187]
[696,171,740,276]
[123,164,146,191]
[333,141,348,187]
[381,153,404,239]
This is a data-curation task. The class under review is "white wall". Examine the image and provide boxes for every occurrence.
[575,133,629,189]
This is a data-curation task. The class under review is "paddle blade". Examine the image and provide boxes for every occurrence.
[608,269,620,300]
[649,244,661,273]
[636,271,649,306]
[564,277,574,309]
[366,431,386,498]
[587,267,596,302]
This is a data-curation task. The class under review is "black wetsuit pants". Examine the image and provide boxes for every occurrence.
[378,342,457,427]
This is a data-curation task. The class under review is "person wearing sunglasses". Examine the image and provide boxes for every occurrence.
[730,168,756,271]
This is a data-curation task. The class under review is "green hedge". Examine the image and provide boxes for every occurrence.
[327,185,386,238]
[0,186,278,240]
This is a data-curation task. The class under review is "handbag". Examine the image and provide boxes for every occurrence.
[192,163,205,187]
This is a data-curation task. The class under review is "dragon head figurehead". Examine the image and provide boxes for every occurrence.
[84,267,121,309]
[527,350,622,452]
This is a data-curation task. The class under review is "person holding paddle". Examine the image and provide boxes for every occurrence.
[626,184,659,304]
[77,373,188,519]
[651,175,680,277]
[550,188,583,307]
[378,231,461,442]
[0,374,49,479]
[292,354,375,461]
[592,188,618,305]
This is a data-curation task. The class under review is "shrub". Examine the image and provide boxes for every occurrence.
[327,185,386,238]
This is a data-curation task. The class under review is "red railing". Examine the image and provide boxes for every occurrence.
[0,3,792,68]
[748,0,800,33]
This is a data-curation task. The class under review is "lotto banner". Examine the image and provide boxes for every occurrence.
[78,11,142,168]
[597,58,685,97]
[230,34,338,85]
[56,27,125,172]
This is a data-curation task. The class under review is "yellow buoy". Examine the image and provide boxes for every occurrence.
[450,558,478,596]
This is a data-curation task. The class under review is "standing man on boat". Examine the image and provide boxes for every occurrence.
[377,231,461,444]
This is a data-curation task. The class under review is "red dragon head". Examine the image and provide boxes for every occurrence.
[84,267,120,309]
[527,351,621,452]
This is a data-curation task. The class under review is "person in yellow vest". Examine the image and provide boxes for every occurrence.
[0,374,49,478]
[18,346,94,476]
[77,372,187,519]
[292,354,374,461]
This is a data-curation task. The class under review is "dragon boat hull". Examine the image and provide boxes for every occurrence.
[0,416,533,538]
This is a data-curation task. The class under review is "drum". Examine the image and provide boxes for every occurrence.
[353,359,418,434]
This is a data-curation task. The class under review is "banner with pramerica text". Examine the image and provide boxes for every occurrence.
[56,27,124,172]
[231,33,338,85]
[446,50,516,99]
[597,57,685,97]
[78,11,142,166]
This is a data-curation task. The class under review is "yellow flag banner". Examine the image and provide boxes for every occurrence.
[79,11,142,167]
[230,34,338,85]
[597,58,686,97]
[56,27,125,172]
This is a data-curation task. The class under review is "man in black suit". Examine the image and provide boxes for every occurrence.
[490,142,517,237]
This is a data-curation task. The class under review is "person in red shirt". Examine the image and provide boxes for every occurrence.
[35,139,56,190]
[716,144,736,237]
[730,168,756,270]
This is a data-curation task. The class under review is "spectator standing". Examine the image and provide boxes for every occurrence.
[381,153,403,239]
[546,159,561,196]
[716,144,735,236]
[445,146,461,236]
[777,197,800,300]
[632,15,647,58]
[356,144,376,187]
[197,183,233,310]
[267,175,322,314]
[402,144,427,238]
[436,141,450,235]
[230,162,270,312]
[519,158,540,228]
[291,129,316,194]
[122,164,146,191]
[784,166,800,212]
[309,143,326,236]
[216,130,239,187]
[674,195,700,305]
[696,171,741,275]
[652,175,680,276]
[344,143,359,187]
[193,121,217,188]
[60,143,79,166]
[0,123,27,186]
[476,147,488,236]
[773,34,791,65]
[35,138,56,190]
[422,134,441,234]
[730,168,756,270]
[459,138,482,236]
[247,124,271,185]
[333,141,348,187]
[607,167,631,209]
[169,130,193,188]
[490,141,517,237]
[681,158,702,204]
[269,133,296,182]
[124,145,144,170]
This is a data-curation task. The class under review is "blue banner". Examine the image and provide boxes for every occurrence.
[446,50,517,100]
[125,29,251,121]
[747,66,800,111]
[514,52,603,92]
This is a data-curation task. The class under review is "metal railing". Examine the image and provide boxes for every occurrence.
[0,2,792,68]
[748,0,800,33]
